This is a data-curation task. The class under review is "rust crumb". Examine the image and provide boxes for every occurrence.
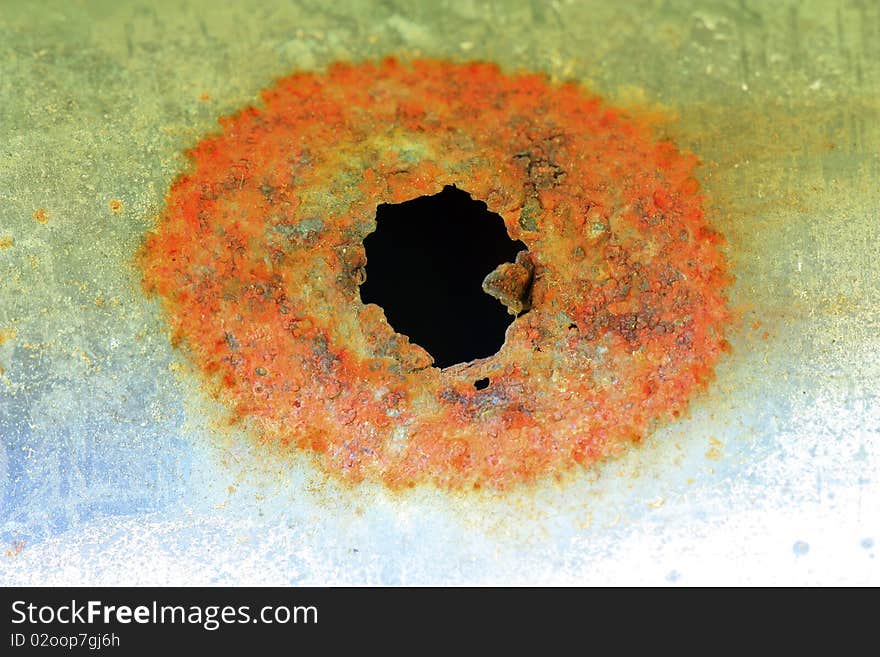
[5,541,24,558]
[762,331,770,340]
[0,329,17,346]
[33,208,49,224]
[482,250,535,316]
[108,199,124,214]
[199,92,211,102]
[0,236,13,250]
[705,436,725,461]
[751,320,761,330]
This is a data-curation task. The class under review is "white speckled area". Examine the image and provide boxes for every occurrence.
[1,0,878,585]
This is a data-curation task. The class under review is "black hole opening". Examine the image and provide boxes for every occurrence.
[359,185,526,369]
[474,377,490,390]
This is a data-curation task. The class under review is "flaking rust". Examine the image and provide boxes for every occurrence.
[483,251,534,316]
[139,59,731,490]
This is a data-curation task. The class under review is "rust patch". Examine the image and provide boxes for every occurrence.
[139,59,731,490]
[33,208,49,224]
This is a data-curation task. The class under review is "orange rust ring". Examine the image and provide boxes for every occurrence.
[140,59,731,489]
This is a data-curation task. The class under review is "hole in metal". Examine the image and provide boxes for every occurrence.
[359,185,526,369]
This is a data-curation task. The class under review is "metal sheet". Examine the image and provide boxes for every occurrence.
[1,0,878,585]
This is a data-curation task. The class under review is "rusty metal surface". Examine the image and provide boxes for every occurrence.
[1,0,878,584]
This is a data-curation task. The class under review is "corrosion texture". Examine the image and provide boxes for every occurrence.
[139,59,731,489]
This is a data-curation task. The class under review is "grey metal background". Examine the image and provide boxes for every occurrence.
[1,0,877,584]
